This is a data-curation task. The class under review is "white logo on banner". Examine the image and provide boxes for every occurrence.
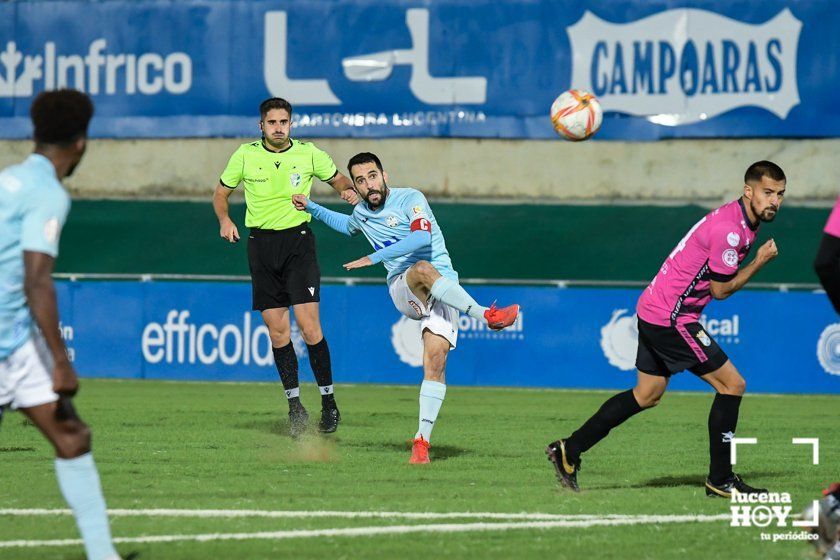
[390,310,525,367]
[566,8,801,125]
[600,309,638,371]
[0,40,192,98]
[391,315,424,367]
[264,8,486,106]
[142,310,274,367]
[816,323,840,376]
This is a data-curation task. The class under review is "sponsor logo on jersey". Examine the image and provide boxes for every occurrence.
[722,248,739,267]
[727,232,741,247]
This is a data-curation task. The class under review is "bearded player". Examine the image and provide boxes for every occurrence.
[546,161,786,497]
[292,152,519,464]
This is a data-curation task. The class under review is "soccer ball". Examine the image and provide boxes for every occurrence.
[550,89,603,141]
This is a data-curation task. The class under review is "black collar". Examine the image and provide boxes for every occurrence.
[261,138,293,154]
[738,198,759,231]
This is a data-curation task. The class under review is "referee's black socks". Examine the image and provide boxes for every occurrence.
[273,343,301,408]
[307,338,336,409]
[708,393,742,484]
[566,389,644,457]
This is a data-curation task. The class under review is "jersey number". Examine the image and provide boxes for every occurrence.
[668,217,706,260]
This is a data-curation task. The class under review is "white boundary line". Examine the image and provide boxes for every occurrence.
[0,514,731,548]
[0,508,726,521]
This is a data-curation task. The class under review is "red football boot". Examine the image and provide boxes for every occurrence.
[484,303,520,330]
[409,436,431,464]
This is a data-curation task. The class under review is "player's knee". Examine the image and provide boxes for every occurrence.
[637,393,663,409]
[56,422,92,458]
[424,353,447,381]
[299,325,323,346]
[724,377,746,396]
[268,328,291,347]
[412,260,436,280]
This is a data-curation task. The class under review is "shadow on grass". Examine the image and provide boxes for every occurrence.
[595,471,785,490]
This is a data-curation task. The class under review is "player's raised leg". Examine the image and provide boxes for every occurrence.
[406,260,519,330]
[293,302,340,433]
[23,399,119,560]
[547,371,664,491]
[700,360,767,497]
[411,329,450,464]
[262,307,309,437]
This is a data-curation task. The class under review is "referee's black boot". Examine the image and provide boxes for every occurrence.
[288,404,309,439]
[705,473,768,498]
[318,406,341,433]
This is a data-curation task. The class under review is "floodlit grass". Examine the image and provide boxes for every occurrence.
[1,379,835,559]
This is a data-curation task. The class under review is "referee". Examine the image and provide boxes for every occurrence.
[213,97,356,437]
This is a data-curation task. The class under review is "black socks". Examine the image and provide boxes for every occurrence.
[708,393,742,484]
[567,389,644,457]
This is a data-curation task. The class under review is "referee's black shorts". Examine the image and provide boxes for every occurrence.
[247,223,321,311]
[635,318,729,377]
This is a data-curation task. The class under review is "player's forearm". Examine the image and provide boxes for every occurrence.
[328,174,353,195]
[368,230,431,264]
[213,190,232,224]
[24,277,70,365]
[715,259,764,299]
[306,201,352,235]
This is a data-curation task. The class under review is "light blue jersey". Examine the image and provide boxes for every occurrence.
[0,154,70,359]
[348,188,458,283]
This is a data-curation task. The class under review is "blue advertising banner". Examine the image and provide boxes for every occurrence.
[56,281,840,394]
[0,1,837,139]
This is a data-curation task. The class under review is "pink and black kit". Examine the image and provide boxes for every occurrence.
[635,200,759,376]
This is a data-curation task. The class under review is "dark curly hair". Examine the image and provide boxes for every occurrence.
[30,89,94,145]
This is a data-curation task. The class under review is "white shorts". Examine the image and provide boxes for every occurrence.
[388,273,459,349]
[0,333,58,410]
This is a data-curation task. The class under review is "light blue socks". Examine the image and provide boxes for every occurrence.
[55,453,118,560]
[416,380,447,441]
[430,276,487,320]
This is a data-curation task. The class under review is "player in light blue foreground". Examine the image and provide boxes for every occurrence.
[293,152,519,464]
[0,90,120,560]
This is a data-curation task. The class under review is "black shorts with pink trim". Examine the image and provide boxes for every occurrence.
[635,318,729,377]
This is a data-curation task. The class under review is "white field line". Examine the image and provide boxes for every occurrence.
[0,508,727,521]
[0,514,732,548]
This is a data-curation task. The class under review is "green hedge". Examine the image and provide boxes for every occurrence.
[58,200,828,283]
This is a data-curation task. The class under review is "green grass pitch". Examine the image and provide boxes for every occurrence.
[0,379,836,559]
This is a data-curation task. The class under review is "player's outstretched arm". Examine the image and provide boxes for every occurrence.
[343,230,432,270]
[213,183,240,243]
[293,195,354,236]
[710,239,778,300]
[23,251,78,396]
[367,230,432,264]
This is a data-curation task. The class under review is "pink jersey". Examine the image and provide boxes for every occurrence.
[637,199,758,326]
[824,195,840,237]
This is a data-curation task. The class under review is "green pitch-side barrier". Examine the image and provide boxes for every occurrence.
[59,200,828,284]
